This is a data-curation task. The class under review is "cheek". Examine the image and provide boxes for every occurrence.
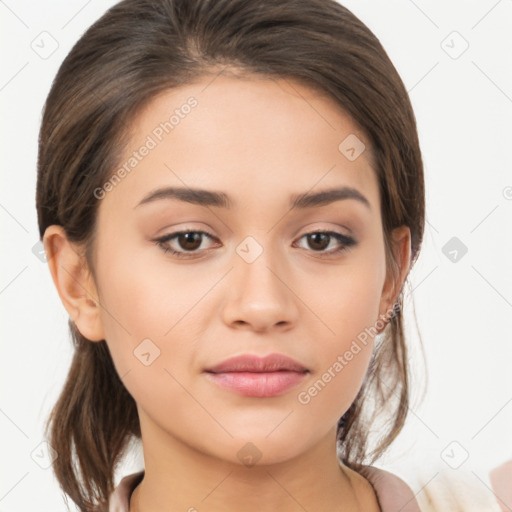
[319,258,385,344]
[294,285,379,425]
[94,261,206,428]
[96,245,197,333]
[296,342,373,426]
[94,250,217,389]
[298,253,385,413]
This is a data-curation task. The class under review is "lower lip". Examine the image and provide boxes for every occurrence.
[205,371,308,397]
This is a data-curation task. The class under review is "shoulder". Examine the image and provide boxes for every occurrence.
[357,465,421,512]
[490,459,512,512]
[414,466,506,512]
[106,470,145,512]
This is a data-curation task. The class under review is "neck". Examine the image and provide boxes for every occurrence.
[128,420,379,512]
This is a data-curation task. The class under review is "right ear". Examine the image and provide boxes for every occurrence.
[43,225,105,342]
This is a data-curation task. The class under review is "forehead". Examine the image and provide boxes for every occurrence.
[101,73,379,215]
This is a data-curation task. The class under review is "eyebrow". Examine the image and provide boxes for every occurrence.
[135,185,371,210]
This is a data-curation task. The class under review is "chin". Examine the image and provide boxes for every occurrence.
[203,432,313,468]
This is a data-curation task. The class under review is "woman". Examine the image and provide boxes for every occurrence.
[37,0,427,510]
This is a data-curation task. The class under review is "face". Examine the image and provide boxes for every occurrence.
[84,73,405,465]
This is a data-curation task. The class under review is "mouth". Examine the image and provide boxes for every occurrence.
[204,353,309,398]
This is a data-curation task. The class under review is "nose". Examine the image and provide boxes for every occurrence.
[221,245,299,333]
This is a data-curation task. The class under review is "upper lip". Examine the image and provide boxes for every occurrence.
[205,353,309,373]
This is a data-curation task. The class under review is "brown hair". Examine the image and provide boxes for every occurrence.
[36,0,426,510]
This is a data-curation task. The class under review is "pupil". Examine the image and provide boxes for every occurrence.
[309,233,329,251]
[180,232,201,250]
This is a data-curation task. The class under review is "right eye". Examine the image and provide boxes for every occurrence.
[153,230,220,258]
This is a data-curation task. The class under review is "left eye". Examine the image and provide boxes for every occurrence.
[293,231,357,255]
[153,229,357,259]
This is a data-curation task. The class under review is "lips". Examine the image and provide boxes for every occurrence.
[206,353,308,373]
[204,353,309,397]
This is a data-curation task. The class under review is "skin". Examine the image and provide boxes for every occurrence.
[44,72,411,512]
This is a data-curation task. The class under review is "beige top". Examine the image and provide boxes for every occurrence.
[104,465,422,512]
[490,459,512,512]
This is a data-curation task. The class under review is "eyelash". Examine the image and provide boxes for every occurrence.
[153,229,357,259]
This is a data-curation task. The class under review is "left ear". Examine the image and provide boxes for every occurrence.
[377,225,412,331]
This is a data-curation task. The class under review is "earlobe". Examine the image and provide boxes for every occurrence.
[377,226,412,332]
[43,225,105,342]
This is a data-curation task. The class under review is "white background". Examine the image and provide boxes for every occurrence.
[1,0,511,510]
